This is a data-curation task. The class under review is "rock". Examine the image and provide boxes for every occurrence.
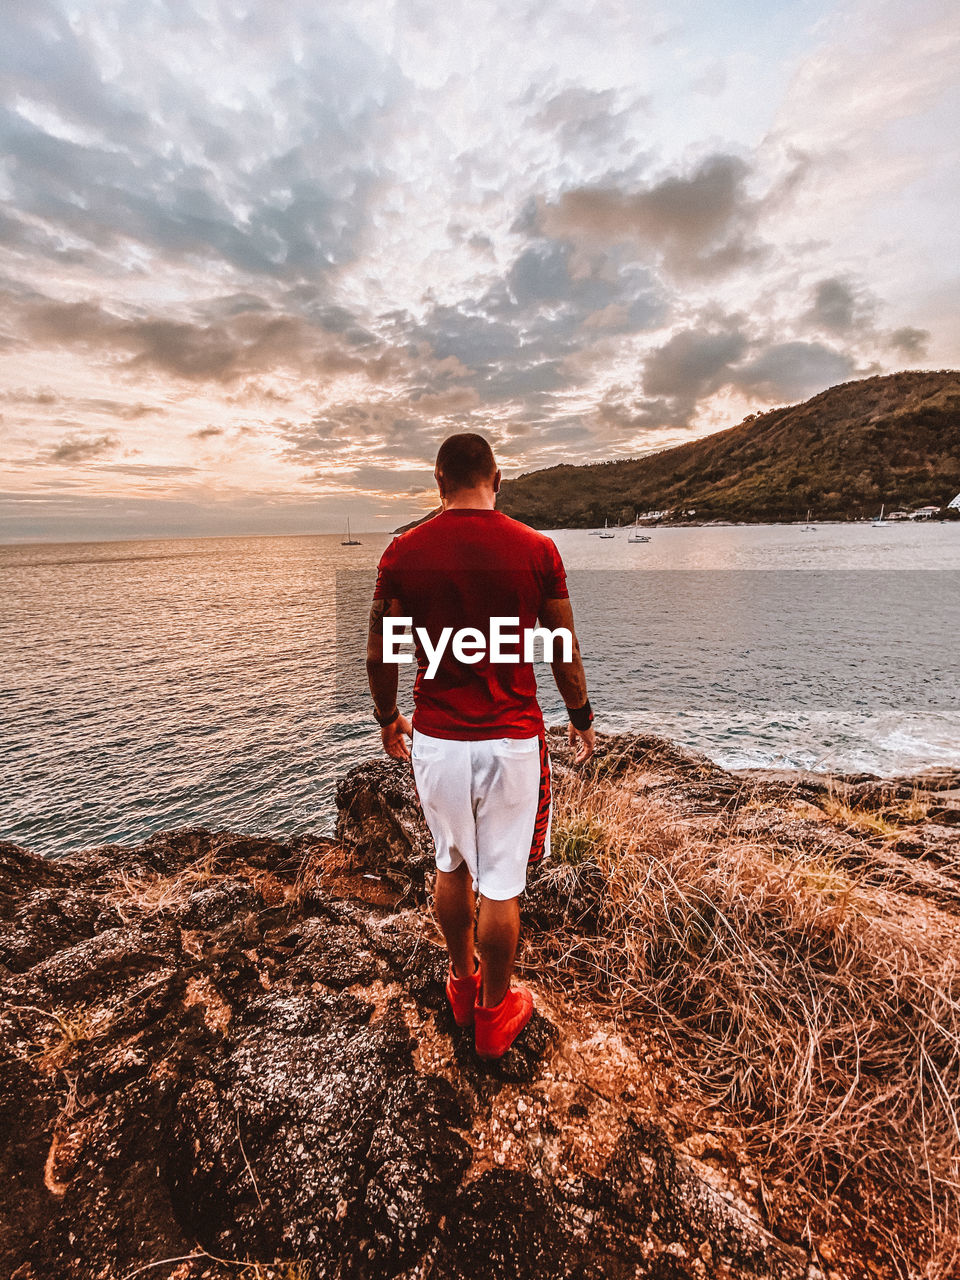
[547,730,731,786]
[335,759,436,897]
[524,858,607,934]
[333,751,607,933]
[0,817,808,1280]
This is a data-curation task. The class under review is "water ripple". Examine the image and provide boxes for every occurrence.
[2,528,958,856]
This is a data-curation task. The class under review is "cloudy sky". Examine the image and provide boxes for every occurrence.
[1,0,957,541]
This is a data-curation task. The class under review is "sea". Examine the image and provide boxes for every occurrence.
[2,522,958,858]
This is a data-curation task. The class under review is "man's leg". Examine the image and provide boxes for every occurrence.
[476,894,520,1007]
[434,862,478,978]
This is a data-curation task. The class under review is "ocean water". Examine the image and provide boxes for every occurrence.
[1,522,958,857]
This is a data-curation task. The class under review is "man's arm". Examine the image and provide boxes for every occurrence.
[539,596,595,764]
[366,596,412,760]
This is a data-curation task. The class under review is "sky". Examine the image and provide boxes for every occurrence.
[0,0,957,541]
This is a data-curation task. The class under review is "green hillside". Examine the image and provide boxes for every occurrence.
[494,370,960,527]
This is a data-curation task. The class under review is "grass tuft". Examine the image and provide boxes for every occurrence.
[551,813,607,865]
[820,795,900,838]
[528,763,960,1271]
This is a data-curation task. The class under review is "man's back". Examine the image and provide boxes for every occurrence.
[366,431,593,1059]
[374,508,567,739]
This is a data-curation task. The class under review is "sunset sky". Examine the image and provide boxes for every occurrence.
[1,0,957,541]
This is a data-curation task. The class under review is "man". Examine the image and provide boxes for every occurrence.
[366,433,595,1059]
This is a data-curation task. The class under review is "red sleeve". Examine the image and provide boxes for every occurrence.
[543,537,568,599]
[373,538,400,600]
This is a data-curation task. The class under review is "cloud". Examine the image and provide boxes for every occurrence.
[806,278,857,333]
[15,292,414,385]
[802,278,930,359]
[632,328,858,424]
[323,464,437,494]
[888,326,930,358]
[45,434,118,463]
[805,277,876,334]
[82,399,165,420]
[0,0,954,537]
[0,389,165,422]
[643,327,748,401]
[97,463,198,476]
[527,85,649,159]
[0,3,145,137]
[505,242,578,307]
[690,63,727,98]
[398,242,667,425]
[538,153,763,278]
[729,341,857,402]
[1,387,59,406]
[595,393,690,435]
[279,406,443,471]
[0,4,399,282]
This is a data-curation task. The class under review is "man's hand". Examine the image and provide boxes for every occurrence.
[381,713,412,760]
[568,721,595,765]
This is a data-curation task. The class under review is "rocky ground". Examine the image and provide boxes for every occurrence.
[1,734,957,1280]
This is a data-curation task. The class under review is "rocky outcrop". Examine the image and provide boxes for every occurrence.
[336,729,960,917]
[3,809,817,1278]
[2,735,956,1279]
[334,751,608,935]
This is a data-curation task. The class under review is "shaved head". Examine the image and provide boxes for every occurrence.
[435,432,498,493]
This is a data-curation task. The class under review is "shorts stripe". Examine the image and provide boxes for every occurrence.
[528,735,551,866]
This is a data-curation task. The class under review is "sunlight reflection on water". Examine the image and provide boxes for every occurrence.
[2,524,958,856]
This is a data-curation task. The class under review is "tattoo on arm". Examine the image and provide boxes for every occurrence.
[368,598,388,638]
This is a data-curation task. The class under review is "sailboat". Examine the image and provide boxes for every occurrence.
[871,503,889,527]
[627,515,651,543]
[341,517,361,546]
[598,518,615,539]
[800,508,816,531]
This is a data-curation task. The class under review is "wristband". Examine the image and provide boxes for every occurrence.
[374,706,400,728]
[567,700,594,731]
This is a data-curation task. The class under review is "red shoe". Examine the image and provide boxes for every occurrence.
[446,957,481,1026]
[474,985,534,1059]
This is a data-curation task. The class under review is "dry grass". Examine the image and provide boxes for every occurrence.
[894,788,934,826]
[820,785,932,838]
[529,766,960,1273]
[104,849,227,922]
[820,795,901,838]
[117,1251,313,1279]
[3,1002,100,1066]
[104,848,291,923]
[289,842,334,907]
[235,1264,312,1280]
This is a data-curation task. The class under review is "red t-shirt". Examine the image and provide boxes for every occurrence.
[373,508,569,739]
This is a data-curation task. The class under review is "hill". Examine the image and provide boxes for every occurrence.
[493,370,960,527]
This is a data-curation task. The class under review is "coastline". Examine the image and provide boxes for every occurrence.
[2,732,958,1278]
[395,513,960,533]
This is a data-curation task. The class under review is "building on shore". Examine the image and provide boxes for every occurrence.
[948,492,960,511]
[910,505,942,520]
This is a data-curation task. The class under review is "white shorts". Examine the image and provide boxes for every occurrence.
[410,728,552,900]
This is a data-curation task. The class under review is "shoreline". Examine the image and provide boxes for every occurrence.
[14,731,960,864]
[3,514,957,549]
[553,516,960,530]
[396,513,960,534]
[2,731,958,1277]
